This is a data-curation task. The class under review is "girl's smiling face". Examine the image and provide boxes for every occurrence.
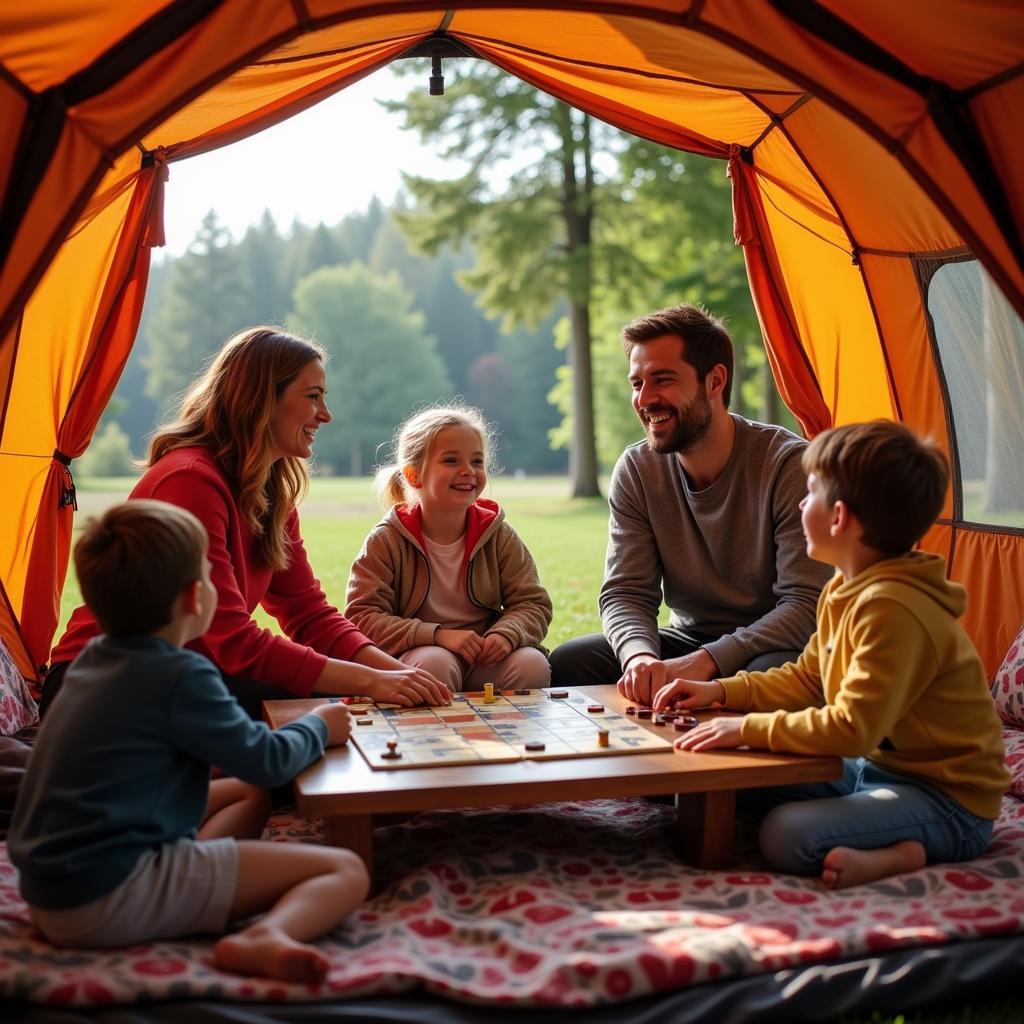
[416,425,487,513]
[269,358,330,461]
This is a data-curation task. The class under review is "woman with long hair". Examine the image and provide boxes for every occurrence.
[43,326,450,718]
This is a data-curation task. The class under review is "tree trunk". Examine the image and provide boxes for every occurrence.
[558,105,600,498]
[761,359,781,425]
[982,272,1024,514]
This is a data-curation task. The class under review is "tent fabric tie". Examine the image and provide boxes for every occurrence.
[52,449,77,510]
[142,147,169,249]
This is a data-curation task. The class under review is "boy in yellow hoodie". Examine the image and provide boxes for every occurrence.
[651,421,1009,889]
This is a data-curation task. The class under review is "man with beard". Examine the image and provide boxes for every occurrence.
[549,305,831,703]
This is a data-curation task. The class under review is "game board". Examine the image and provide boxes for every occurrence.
[345,687,674,770]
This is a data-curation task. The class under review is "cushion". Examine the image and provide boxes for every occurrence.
[992,624,1024,729]
[0,639,37,737]
[1005,727,1024,801]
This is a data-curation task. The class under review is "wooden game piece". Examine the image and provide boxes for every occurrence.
[381,740,402,760]
[548,690,569,699]
[637,708,653,719]
[514,689,530,695]
[673,716,698,732]
[597,729,610,748]
[525,740,546,752]
[356,718,373,726]
[587,704,604,713]
[351,707,370,716]
[484,682,495,704]
[625,706,637,715]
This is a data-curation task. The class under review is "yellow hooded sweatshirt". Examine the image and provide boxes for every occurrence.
[719,551,1009,819]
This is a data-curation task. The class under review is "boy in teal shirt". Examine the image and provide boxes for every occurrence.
[10,500,368,981]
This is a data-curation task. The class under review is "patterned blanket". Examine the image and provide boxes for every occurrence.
[2,792,1022,1008]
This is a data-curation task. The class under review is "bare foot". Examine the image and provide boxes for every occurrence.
[821,840,926,889]
[214,926,330,982]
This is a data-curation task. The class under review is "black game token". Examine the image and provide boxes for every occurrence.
[673,716,698,732]
[514,689,530,695]
[625,706,636,715]
[587,704,604,713]
[549,690,569,699]
[525,740,546,752]
[637,708,653,719]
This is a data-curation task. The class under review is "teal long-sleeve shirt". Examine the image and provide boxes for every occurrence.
[9,635,328,910]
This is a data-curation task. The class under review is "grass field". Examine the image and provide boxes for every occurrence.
[60,475,615,643]
[58,476,1017,1024]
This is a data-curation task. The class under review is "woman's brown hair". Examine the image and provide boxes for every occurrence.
[148,326,325,571]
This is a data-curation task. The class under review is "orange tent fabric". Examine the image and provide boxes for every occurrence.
[1,2,1022,680]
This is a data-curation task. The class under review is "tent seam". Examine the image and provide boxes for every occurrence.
[687,15,1024,321]
[453,31,802,97]
[0,61,33,102]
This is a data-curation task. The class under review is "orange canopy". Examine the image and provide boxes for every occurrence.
[1,2,1022,679]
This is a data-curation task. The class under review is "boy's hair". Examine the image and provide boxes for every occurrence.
[620,304,734,407]
[73,500,208,636]
[802,420,949,556]
[374,403,496,509]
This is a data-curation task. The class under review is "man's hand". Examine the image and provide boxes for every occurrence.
[361,666,452,707]
[616,654,665,707]
[652,677,726,712]
[436,628,484,664]
[312,703,353,747]
[617,648,719,706]
[674,716,745,752]
[662,648,718,682]
[477,633,514,665]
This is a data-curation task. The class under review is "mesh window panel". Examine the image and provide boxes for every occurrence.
[927,260,1024,528]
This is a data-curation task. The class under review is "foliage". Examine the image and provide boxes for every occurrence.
[76,422,134,477]
[287,262,452,475]
[143,210,248,414]
[383,58,636,495]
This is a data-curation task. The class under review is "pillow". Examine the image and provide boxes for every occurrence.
[1004,728,1024,801]
[991,624,1024,729]
[0,638,38,736]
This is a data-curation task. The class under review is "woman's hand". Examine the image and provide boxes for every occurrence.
[673,716,744,752]
[436,628,484,663]
[360,666,452,707]
[477,633,513,665]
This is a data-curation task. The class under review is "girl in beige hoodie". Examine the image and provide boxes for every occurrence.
[346,406,552,693]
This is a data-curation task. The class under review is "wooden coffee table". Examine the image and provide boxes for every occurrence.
[264,684,841,873]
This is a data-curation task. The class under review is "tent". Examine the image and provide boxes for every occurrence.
[1,2,1022,684]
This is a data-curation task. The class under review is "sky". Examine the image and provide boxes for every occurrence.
[160,65,461,256]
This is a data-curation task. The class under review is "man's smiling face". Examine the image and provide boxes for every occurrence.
[628,333,712,456]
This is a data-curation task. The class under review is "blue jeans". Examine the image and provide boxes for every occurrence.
[750,758,994,875]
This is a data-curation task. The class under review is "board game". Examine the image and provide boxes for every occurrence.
[344,687,674,770]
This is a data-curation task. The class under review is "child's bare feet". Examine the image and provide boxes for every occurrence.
[821,840,926,889]
[214,924,330,982]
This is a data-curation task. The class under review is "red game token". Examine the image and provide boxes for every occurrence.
[587,704,604,713]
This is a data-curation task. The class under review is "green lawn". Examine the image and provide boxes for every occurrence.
[61,475,614,644]
[58,476,1016,1024]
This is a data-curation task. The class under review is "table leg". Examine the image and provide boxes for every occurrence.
[676,790,736,868]
[323,814,375,877]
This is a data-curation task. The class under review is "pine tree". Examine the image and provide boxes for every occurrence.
[144,210,248,413]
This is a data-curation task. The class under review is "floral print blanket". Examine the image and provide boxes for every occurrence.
[2,790,1023,1008]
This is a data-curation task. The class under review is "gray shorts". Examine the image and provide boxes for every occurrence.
[30,837,238,948]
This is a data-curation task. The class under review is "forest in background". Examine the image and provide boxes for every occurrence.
[82,61,796,483]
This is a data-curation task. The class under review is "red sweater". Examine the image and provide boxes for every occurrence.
[51,447,371,696]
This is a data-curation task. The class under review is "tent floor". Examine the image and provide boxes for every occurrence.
[8,934,1024,1024]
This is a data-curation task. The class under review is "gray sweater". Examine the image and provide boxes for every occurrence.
[600,416,831,675]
